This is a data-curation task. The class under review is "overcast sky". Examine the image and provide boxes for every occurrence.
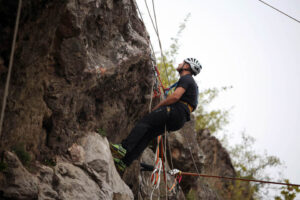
[136,0,300,195]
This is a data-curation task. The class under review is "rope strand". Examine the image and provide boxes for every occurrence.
[179,171,300,187]
[258,0,300,24]
[0,0,22,138]
[185,135,201,175]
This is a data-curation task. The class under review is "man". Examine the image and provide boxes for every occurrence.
[111,57,202,173]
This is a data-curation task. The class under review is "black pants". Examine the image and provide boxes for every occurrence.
[121,102,189,166]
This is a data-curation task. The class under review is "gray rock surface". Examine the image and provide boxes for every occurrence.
[168,119,236,199]
[0,0,152,159]
[0,132,133,200]
[1,151,39,200]
[196,129,236,199]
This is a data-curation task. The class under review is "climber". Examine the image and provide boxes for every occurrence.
[111,58,202,173]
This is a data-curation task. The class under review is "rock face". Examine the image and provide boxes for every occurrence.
[196,129,236,199]
[0,132,133,200]
[0,0,152,159]
[0,0,238,199]
[168,119,236,200]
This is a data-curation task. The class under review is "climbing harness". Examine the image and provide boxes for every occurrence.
[179,100,193,113]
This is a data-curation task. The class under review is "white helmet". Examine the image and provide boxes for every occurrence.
[184,57,202,75]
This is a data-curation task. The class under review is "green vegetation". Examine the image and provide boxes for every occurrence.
[12,143,31,166]
[43,158,56,167]
[186,188,197,200]
[194,87,231,133]
[96,128,107,137]
[222,132,282,199]
[275,180,300,200]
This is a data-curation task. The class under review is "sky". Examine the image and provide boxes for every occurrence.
[136,0,300,197]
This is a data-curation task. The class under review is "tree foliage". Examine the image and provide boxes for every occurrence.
[222,132,282,199]
[274,180,300,200]
[194,87,231,133]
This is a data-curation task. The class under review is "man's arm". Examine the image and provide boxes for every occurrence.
[152,87,186,111]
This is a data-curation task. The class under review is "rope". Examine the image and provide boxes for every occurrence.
[134,0,158,64]
[177,171,300,187]
[0,0,22,139]
[135,0,166,103]
[150,154,162,199]
[137,1,178,197]
[258,0,300,24]
[159,133,178,194]
[143,0,158,35]
[142,2,184,198]
[151,0,170,87]
[149,78,155,112]
[167,133,174,170]
[145,1,172,198]
[143,0,170,86]
[135,2,162,198]
[185,136,201,175]
[163,126,168,199]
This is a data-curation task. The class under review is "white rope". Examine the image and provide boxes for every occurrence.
[163,126,168,199]
[149,78,155,112]
[167,134,174,169]
[0,0,22,138]
[144,0,170,86]
[143,0,158,35]
[185,135,201,175]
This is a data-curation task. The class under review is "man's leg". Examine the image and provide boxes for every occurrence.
[122,128,160,166]
[122,105,188,165]
[121,106,169,166]
[121,122,151,153]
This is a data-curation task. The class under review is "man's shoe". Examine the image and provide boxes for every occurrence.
[110,143,127,159]
[113,158,127,174]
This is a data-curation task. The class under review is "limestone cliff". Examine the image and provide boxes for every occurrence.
[0,0,236,199]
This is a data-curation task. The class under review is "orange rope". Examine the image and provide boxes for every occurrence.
[179,172,300,187]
